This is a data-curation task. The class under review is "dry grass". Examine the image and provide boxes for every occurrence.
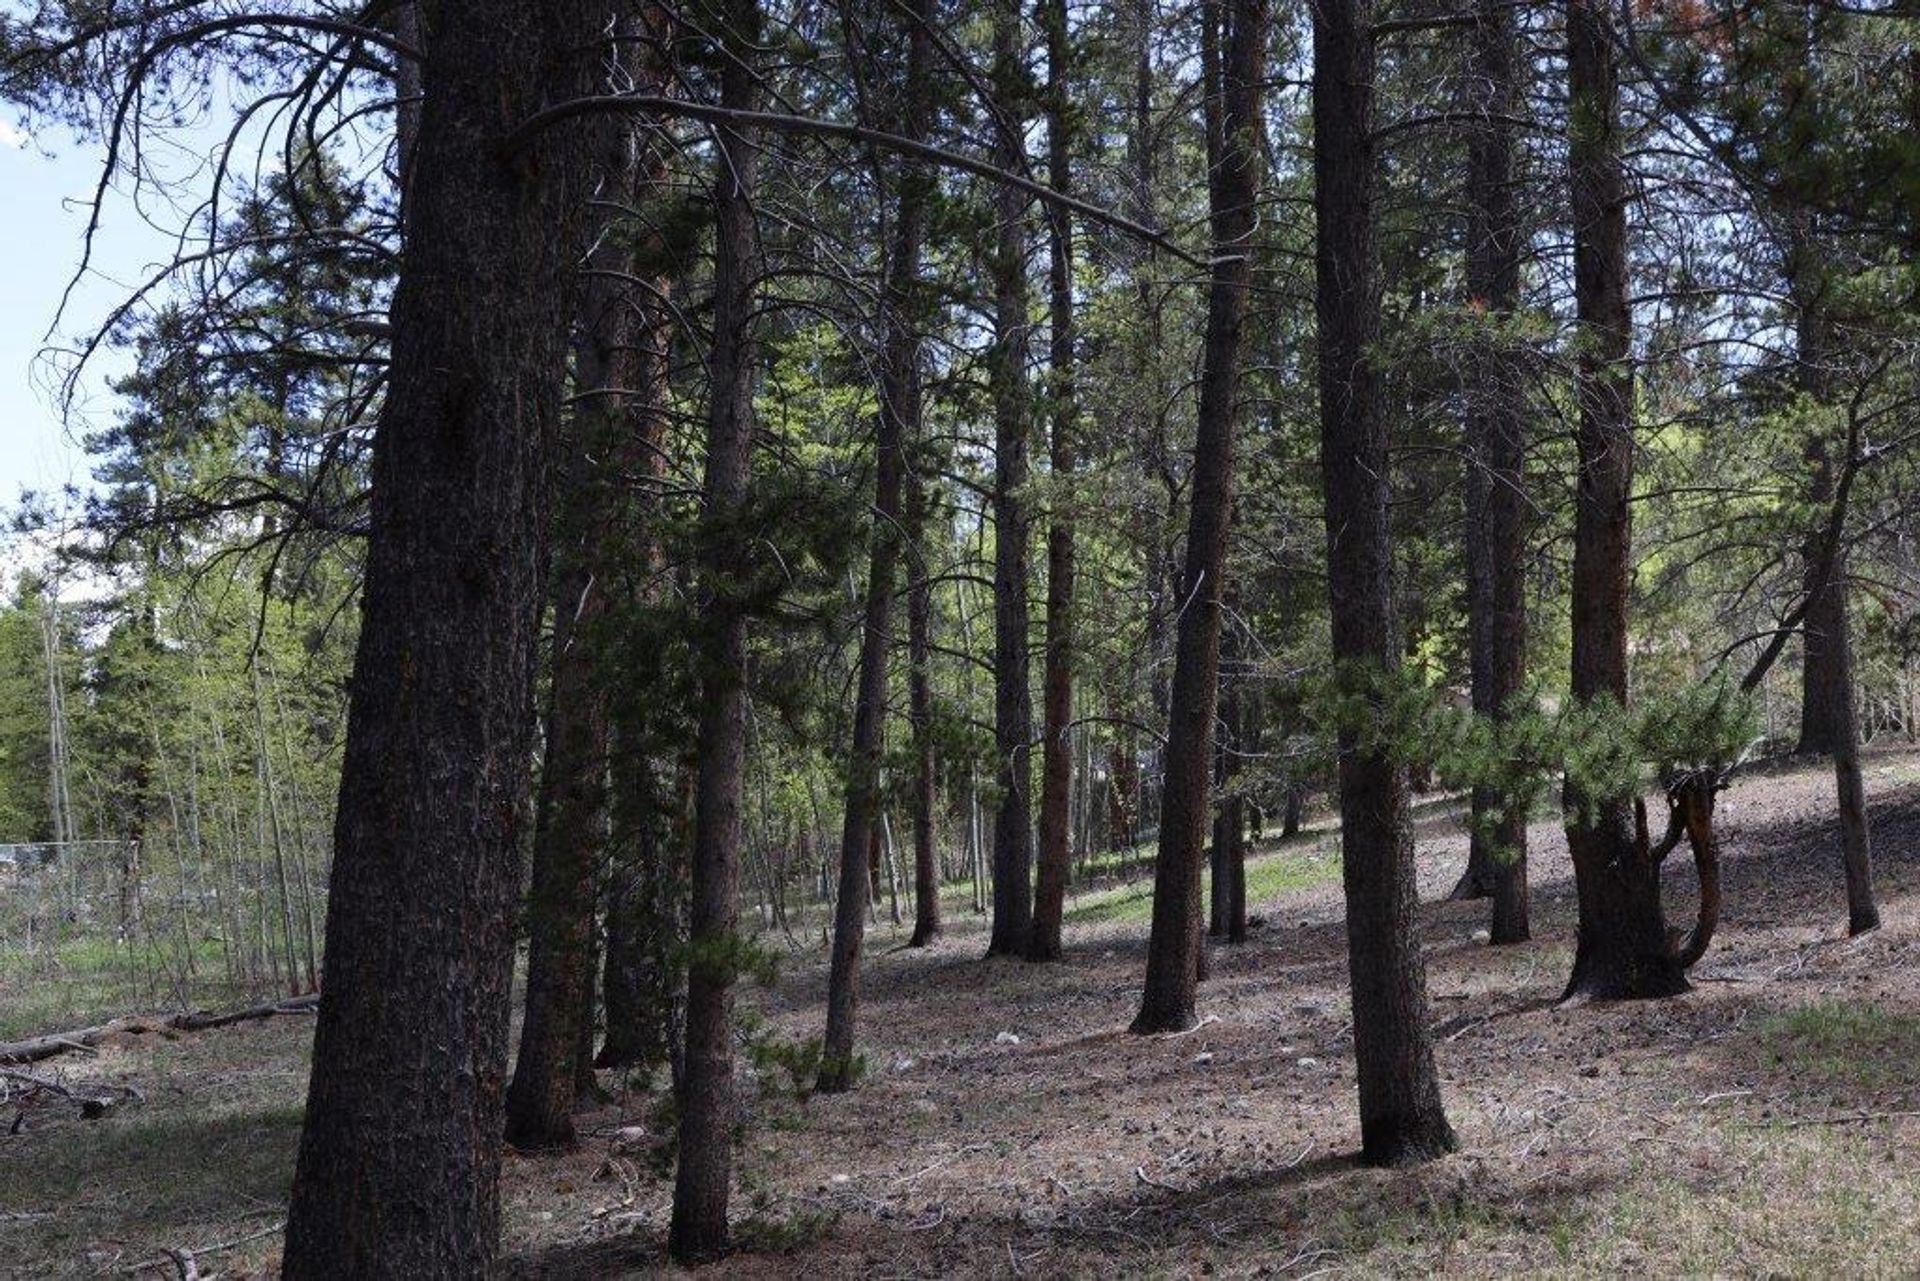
[4,750,1920,1277]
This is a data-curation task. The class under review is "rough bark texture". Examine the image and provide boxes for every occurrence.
[1131,0,1266,1034]
[670,3,761,1258]
[506,32,657,1149]
[1029,0,1078,963]
[592,68,682,1077]
[1561,0,1686,1003]
[1460,0,1530,943]
[1790,260,1880,935]
[280,4,597,1273]
[819,0,934,1089]
[1312,0,1458,1163]
[907,502,941,947]
[987,0,1036,958]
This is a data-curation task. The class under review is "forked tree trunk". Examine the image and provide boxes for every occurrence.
[819,0,934,1089]
[1029,0,1079,963]
[281,5,599,1273]
[1131,0,1267,1034]
[670,2,762,1258]
[1312,0,1458,1164]
[986,0,1036,958]
[1560,0,1686,1003]
[1457,0,1530,943]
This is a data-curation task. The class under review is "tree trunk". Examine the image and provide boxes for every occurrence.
[281,5,598,1273]
[1312,0,1458,1164]
[1560,0,1685,1003]
[1787,250,1881,934]
[819,1,933,1086]
[670,3,762,1258]
[1029,0,1079,964]
[1131,0,1267,1034]
[1804,435,1881,937]
[986,0,1036,958]
[506,34,655,1149]
[907,506,941,946]
[1458,0,1530,943]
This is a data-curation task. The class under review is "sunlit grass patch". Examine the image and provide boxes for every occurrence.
[1064,841,1342,926]
[1756,1001,1920,1091]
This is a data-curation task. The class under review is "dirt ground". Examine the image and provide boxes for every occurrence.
[5,749,1920,1278]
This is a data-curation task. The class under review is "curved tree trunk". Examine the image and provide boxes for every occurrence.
[1131,0,1267,1034]
[281,4,599,1273]
[1312,0,1458,1164]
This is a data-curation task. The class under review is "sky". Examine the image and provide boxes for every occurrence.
[0,115,184,518]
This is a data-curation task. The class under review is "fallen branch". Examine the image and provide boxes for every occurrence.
[0,994,319,1066]
[1780,1109,1920,1128]
[123,1222,285,1277]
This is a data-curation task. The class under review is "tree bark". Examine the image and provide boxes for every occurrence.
[595,274,683,1075]
[907,500,941,946]
[1560,0,1686,1002]
[819,0,934,1089]
[506,24,659,1149]
[1788,244,1880,934]
[1312,0,1458,1163]
[1131,0,1267,1034]
[986,0,1036,958]
[1458,0,1530,943]
[669,1,762,1258]
[281,4,599,1273]
[1029,0,1079,963]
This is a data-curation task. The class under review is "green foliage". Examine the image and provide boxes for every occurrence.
[1295,659,1760,849]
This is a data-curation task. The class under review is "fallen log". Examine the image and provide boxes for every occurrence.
[0,994,319,1066]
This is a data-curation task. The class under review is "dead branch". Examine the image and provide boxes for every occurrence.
[0,994,319,1066]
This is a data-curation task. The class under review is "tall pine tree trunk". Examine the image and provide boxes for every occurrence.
[670,1,762,1257]
[1030,0,1079,963]
[506,31,655,1148]
[1312,0,1457,1163]
[1788,240,1880,934]
[986,0,1036,958]
[1560,0,1685,1002]
[281,4,598,1272]
[1131,0,1267,1034]
[819,0,934,1089]
[595,289,684,1076]
[1456,0,1531,943]
[907,488,941,945]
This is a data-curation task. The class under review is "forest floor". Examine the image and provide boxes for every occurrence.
[5,749,1920,1277]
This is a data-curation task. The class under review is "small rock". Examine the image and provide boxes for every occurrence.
[1193,1051,1215,1066]
[1472,928,1491,944]
[994,1031,1022,1046]
[1297,1057,1321,1069]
